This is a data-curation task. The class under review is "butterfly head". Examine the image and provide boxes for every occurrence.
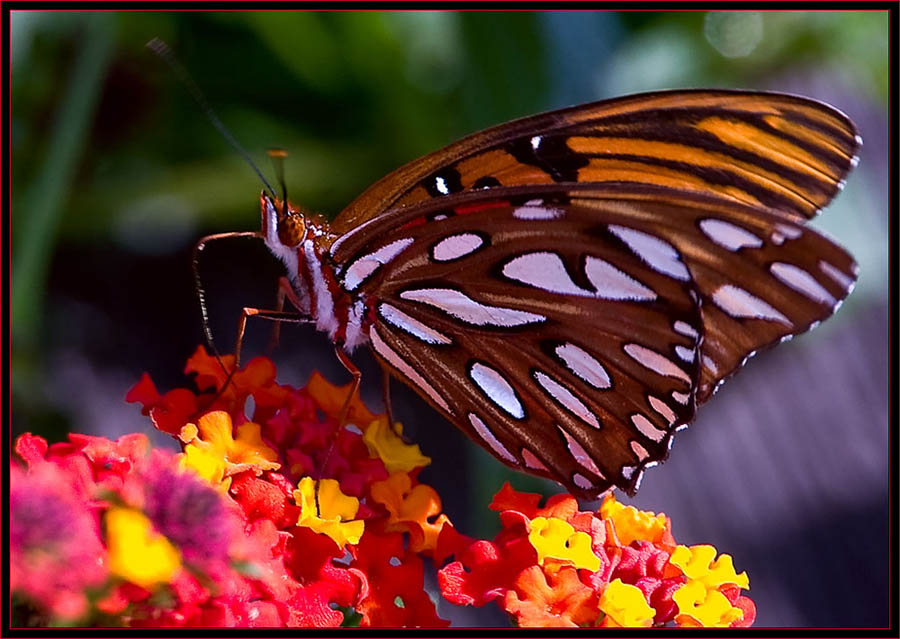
[260,191,309,249]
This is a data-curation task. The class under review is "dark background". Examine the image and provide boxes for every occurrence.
[10,10,890,627]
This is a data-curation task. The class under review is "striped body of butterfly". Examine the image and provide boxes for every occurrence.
[259,89,859,500]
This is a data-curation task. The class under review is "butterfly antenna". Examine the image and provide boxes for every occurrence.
[268,148,289,216]
[146,37,277,199]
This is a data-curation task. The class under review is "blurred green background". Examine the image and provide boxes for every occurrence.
[10,10,890,628]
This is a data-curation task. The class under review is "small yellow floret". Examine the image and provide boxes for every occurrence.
[294,477,364,548]
[599,578,655,627]
[528,517,601,572]
[669,545,749,589]
[673,579,744,627]
[363,416,431,473]
[600,493,667,546]
[106,508,181,589]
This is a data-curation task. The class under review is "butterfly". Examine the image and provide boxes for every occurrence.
[253,89,859,500]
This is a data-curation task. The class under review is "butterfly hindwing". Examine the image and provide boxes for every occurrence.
[565,185,858,401]
[329,183,856,497]
[337,190,703,497]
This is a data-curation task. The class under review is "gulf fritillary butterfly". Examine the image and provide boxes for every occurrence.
[249,89,859,500]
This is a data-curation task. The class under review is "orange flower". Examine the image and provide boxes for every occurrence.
[504,566,599,627]
[178,411,279,489]
[370,472,449,554]
[306,371,378,428]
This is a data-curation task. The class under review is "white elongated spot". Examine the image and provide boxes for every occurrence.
[432,233,484,262]
[819,259,855,291]
[584,257,657,301]
[699,218,763,250]
[775,223,802,240]
[503,252,587,295]
[671,391,689,405]
[624,343,691,383]
[522,449,547,471]
[673,320,698,339]
[622,465,636,480]
[712,284,790,324]
[470,362,525,419]
[608,225,690,281]
[468,413,516,463]
[400,288,546,327]
[675,345,695,362]
[503,252,655,301]
[555,343,612,389]
[534,371,600,429]
[513,205,563,220]
[630,413,666,443]
[559,427,605,478]
[631,440,650,461]
[435,176,449,195]
[369,327,450,413]
[573,473,593,490]
[648,396,676,425]
[702,355,719,375]
[530,135,542,150]
[770,262,836,306]
[378,303,452,345]
[343,238,415,291]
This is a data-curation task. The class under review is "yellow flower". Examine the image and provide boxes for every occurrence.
[673,580,744,627]
[294,477,364,548]
[528,517,601,572]
[669,545,749,589]
[669,545,748,627]
[370,472,449,553]
[179,443,229,489]
[106,508,181,589]
[363,416,430,473]
[178,411,280,486]
[599,578,655,627]
[599,493,667,546]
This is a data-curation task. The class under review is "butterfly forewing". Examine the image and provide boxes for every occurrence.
[335,192,705,497]
[334,90,859,236]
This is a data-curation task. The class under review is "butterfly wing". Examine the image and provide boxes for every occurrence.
[333,89,859,236]
[331,185,856,497]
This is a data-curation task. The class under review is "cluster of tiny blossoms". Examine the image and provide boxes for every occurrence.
[10,346,755,628]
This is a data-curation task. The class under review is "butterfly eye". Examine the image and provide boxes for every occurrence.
[277,212,307,247]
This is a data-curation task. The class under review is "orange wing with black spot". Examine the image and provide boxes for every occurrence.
[333,89,858,236]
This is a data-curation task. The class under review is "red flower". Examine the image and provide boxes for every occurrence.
[351,531,448,627]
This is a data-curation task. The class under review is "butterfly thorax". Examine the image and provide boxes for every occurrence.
[260,193,369,352]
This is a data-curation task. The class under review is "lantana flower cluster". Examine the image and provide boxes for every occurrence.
[10,346,755,628]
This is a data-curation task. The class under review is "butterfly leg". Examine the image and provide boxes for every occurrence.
[381,366,396,430]
[313,347,363,481]
[235,307,310,368]
[265,276,307,357]
[333,346,363,430]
